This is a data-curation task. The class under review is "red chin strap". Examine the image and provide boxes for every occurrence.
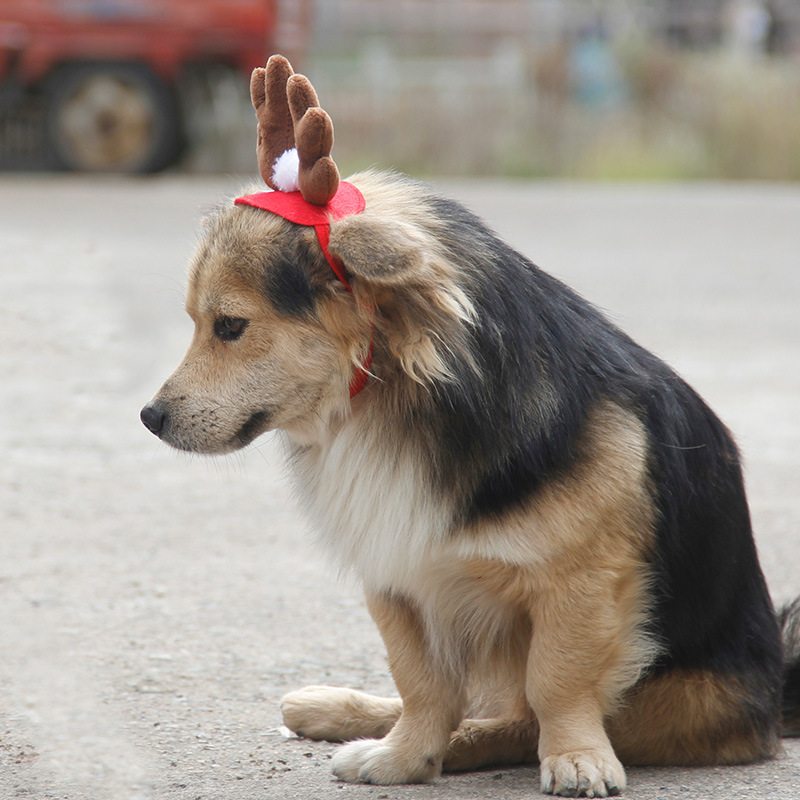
[234,182,372,399]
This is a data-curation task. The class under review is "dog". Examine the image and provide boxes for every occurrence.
[141,57,800,797]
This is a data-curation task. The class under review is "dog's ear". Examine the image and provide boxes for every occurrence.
[328,215,430,286]
[328,212,477,386]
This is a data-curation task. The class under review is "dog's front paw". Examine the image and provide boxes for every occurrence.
[540,750,625,797]
[331,738,440,785]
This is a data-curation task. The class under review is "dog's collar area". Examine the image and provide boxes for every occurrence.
[234,183,373,399]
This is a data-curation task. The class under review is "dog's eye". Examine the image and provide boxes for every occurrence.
[213,316,249,342]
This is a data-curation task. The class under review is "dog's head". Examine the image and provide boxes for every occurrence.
[141,56,475,454]
[140,172,476,453]
[139,196,358,454]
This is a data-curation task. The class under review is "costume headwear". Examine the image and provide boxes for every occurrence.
[234,55,370,398]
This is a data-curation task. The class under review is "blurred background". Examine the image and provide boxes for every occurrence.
[2,7,799,799]
[1,0,799,180]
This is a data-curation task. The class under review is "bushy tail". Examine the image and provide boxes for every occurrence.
[780,598,800,736]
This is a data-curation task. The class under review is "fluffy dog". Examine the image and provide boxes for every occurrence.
[141,58,800,797]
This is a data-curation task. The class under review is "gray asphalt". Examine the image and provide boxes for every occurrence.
[1,176,798,800]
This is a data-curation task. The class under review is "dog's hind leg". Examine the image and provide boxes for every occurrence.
[444,717,539,772]
[280,686,401,741]
[607,668,781,766]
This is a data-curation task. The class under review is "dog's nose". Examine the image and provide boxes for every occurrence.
[140,403,167,436]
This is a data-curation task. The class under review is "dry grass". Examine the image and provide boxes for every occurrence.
[186,48,800,182]
[324,50,800,181]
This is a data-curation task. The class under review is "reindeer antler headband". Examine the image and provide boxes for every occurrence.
[235,54,365,214]
[251,54,339,204]
[234,55,370,397]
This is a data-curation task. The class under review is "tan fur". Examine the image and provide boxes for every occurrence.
[610,670,781,766]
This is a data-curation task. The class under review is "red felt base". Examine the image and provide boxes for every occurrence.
[234,181,366,225]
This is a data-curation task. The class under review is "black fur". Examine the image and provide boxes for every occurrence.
[386,181,788,740]
[779,599,800,735]
[236,410,270,446]
[263,245,317,316]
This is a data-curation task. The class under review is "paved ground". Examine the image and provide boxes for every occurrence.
[0,176,798,800]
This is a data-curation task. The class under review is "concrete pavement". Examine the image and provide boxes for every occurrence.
[0,176,798,799]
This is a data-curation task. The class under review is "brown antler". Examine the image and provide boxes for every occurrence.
[251,54,295,191]
[287,74,340,205]
[249,54,340,206]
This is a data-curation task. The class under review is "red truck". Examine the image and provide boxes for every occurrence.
[0,0,277,171]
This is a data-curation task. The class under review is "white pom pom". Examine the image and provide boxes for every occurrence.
[271,148,300,192]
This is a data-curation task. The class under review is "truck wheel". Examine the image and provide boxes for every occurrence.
[44,63,184,173]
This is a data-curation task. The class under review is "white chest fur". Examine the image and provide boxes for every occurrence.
[286,419,454,593]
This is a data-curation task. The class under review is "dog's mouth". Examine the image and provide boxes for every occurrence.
[141,402,273,453]
[234,410,272,447]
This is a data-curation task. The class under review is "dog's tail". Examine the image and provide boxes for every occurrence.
[780,597,800,736]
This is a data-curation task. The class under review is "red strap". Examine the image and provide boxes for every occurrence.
[347,336,373,399]
[313,223,350,288]
[312,223,372,398]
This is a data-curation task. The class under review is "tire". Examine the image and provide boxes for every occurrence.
[44,62,185,173]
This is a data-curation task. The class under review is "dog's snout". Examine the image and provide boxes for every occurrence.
[140,403,167,436]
